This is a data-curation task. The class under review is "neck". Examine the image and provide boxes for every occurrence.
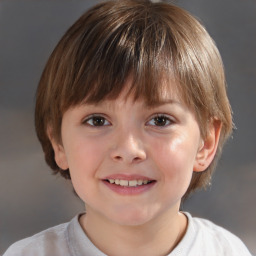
[79,207,187,256]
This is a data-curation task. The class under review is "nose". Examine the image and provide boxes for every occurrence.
[110,131,147,164]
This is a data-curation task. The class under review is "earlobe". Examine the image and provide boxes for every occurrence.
[47,126,69,170]
[193,120,222,172]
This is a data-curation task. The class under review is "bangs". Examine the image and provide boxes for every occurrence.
[58,1,181,111]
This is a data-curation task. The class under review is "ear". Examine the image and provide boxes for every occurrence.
[47,126,69,170]
[193,119,222,172]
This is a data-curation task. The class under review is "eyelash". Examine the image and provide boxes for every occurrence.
[83,115,111,127]
[83,114,174,128]
[146,114,174,127]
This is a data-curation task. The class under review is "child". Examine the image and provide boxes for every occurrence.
[4,0,252,255]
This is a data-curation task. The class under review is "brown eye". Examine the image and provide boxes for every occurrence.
[92,116,105,126]
[147,115,173,127]
[154,116,169,126]
[84,115,110,127]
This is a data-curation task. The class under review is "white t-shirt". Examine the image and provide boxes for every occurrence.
[3,212,252,256]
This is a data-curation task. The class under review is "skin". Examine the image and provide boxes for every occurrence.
[49,82,221,256]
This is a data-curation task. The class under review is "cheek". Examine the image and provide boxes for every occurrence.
[64,136,103,171]
[152,134,198,183]
[62,139,105,204]
[65,138,104,201]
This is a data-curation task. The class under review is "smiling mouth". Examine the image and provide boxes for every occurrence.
[104,179,155,187]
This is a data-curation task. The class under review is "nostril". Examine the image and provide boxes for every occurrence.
[114,156,122,160]
[133,157,142,162]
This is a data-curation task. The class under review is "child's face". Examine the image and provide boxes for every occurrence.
[52,81,206,226]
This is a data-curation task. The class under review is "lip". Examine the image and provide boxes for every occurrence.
[103,174,154,181]
[101,174,156,195]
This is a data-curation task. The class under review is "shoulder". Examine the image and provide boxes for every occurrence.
[184,212,252,256]
[3,221,71,256]
[192,216,245,244]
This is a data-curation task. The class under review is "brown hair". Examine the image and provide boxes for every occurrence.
[35,0,233,198]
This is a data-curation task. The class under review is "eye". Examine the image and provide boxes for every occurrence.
[147,114,174,127]
[83,115,111,127]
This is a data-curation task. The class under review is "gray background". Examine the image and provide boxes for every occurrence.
[0,0,255,254]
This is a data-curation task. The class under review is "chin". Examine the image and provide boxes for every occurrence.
[109,207,156,227]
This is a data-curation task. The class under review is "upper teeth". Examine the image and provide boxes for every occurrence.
[108,179,150,187]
